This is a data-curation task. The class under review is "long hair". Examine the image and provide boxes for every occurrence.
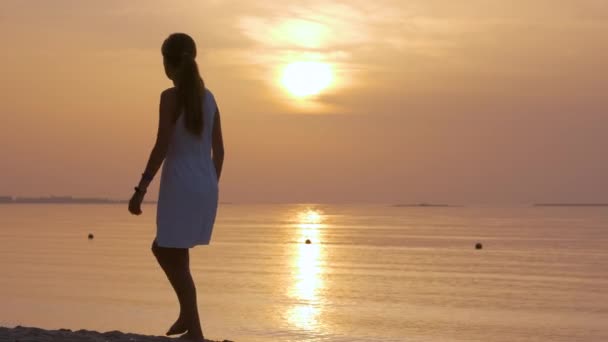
[162,33,205,136]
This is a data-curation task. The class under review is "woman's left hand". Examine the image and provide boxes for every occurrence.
[128,191,145,215]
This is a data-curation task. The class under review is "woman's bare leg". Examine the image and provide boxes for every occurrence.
[151,239,204,339]
[177,253,204,340]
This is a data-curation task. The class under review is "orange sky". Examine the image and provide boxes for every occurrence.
[1,1,607,204]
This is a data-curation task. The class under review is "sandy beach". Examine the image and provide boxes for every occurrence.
[0,326,232,342]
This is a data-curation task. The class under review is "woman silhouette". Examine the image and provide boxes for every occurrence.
[128,33,224,341]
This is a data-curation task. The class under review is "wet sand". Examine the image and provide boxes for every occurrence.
[0,326,232,342]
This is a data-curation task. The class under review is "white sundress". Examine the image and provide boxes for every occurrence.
[156,89,219,248]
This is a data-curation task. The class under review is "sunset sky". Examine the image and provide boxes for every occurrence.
[1,0,606,204]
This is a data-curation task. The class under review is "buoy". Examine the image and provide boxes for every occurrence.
[88,233,94,240]
[475,242,482,250]
[305,239,312,244]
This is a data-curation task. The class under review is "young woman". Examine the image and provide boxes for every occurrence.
[128,33,224,341]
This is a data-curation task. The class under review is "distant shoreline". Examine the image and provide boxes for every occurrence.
[0,196,238,205]
[0,196,153,204]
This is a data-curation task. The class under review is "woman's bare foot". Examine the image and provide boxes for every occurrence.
[166,317,189,336]
[178,331,205,341]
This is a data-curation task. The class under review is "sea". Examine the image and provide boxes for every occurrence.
[0,204,606,342]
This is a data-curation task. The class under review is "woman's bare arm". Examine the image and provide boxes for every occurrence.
[212,107,224,181]
[137,88,178,190]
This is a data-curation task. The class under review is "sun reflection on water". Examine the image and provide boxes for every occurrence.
[286,208,326,331]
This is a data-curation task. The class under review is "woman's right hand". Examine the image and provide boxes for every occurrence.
[128,190,145,215]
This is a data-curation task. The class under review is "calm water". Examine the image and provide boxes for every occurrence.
[0,204,607,342]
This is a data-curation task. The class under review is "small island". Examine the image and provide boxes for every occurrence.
[533,203,608,207]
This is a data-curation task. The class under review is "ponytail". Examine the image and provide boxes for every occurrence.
[161,33,205,137]
[177,53,205,136]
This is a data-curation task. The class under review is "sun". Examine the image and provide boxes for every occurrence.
[281,61,333,97]
[298,209,322,224]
